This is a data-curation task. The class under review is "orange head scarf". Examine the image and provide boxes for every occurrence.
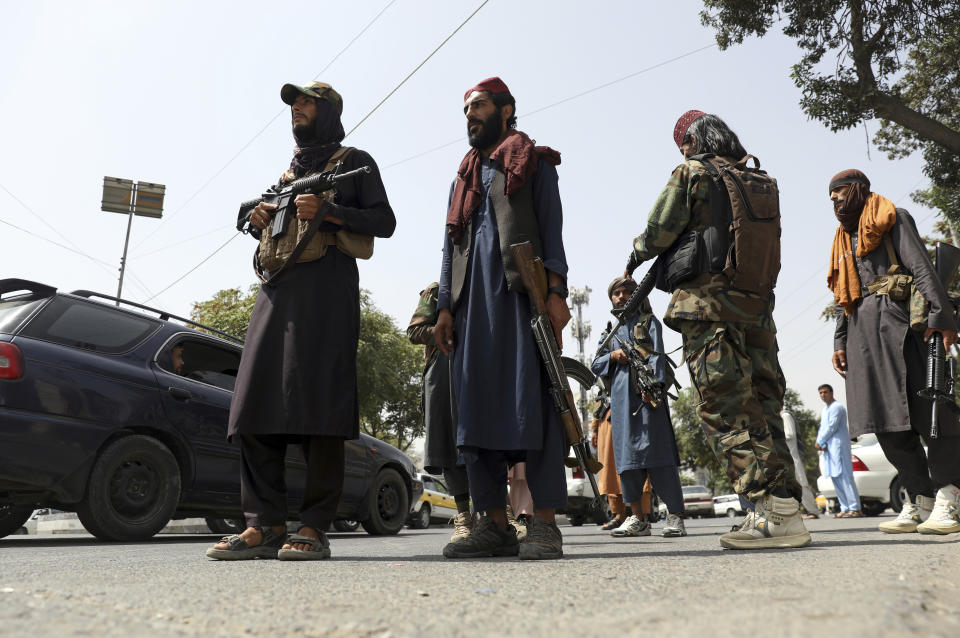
[827,172,897,315]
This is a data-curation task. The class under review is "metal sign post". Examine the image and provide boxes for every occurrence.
[101,177,165,305]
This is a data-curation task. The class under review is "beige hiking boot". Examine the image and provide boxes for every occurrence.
[719,495,811,550]
[878,495,934,533]
[449,511,477,542]
[916,485,960,535]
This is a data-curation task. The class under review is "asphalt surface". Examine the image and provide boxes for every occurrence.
[1,514,958,638]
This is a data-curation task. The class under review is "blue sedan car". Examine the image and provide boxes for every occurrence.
[0,279,421,541]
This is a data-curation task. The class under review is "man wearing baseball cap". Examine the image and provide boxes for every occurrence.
[207,80,395,562]
[623,111,809,550]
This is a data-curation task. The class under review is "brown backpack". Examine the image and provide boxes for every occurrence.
[698,154,781,297]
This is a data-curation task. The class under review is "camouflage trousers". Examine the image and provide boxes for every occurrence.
[677,320,801,503]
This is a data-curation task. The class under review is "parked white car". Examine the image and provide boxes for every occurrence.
[713,494,745,518]
[816,434,907,515]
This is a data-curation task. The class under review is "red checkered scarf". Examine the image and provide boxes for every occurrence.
[446,129,560,242]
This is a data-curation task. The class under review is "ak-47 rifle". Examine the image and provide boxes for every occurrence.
[511,241,603,506]
[236,163,371,238]
[917,241,960,438]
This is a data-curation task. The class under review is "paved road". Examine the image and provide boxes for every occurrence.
[1,514,957,637]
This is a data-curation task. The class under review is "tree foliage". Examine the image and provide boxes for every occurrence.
[701,1,960,222]
[190,285,259,340]
[189,286,423,451]
[671,386,821,494]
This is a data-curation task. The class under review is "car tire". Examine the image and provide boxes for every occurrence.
[361,468,409,536]
[409,505,431,529]
[889,476,907,513]
[76,435,181,541]
[333,519,360,533]
[861,501,887,517]
[568,515,585,527]
[726,508,737,518]
[205,517,244,535]
[0,504,34,539]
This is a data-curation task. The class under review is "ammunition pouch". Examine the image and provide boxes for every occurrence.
[867,235,913,302]
[867,268,913,301]
[257,146,374,272]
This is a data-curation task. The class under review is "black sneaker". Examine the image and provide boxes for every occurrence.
[519,517,563,560]
[442,517,520,558]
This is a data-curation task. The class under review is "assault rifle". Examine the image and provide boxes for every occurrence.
[611,333,675,414]
[917,241,960,438]
[511,241,603,506]
[236,163,371,238]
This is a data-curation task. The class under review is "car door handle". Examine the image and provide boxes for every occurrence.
[168,387,192,401]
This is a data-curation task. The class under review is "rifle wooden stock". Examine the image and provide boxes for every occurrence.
[511,242,604,484]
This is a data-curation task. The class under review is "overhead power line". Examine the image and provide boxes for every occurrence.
[382,41,719,170]
[344,0,490,139]
[144,232,242,304]
[130,0,399,255]
[144,0,489,301]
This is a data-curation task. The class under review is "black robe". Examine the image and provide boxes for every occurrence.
[228,148,395,439]
[833,209,959,438]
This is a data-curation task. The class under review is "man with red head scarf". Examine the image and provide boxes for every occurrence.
[435,77,571,560]
[623,111,809,550]
[827,170,960,535]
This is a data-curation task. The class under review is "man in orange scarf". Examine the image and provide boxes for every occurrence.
[827,169,960,535]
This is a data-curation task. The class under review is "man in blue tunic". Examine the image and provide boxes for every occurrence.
[592,276,687,538]
[816,384,862,517]
[435,77,571,560]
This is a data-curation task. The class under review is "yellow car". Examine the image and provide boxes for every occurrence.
[408,473,459,529]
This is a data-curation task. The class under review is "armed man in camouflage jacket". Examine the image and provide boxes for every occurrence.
[406,283,475,542]
[624,111,810,550]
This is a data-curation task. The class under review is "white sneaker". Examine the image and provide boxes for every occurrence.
[732,510,755,533]
[610,515,651,537]
[916,485,960,535]
[662,513,687,537]
[878,495,934,534]
[719,495,811,550]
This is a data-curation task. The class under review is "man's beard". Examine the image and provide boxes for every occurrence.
[468,109,504,150]
[293,118,316,144]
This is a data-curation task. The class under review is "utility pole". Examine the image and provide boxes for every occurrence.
[568,286,592,424]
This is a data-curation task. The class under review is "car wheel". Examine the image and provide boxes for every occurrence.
[333,519,360,533]
[890,476,907,513]
[75,435,181,541]
[409,505,431,529]
[726,508,737,518]
[361,468,410,536]
[0,504,34,539]
[861,501,887,517]
[569,515,585,527]
[205,517,244,535]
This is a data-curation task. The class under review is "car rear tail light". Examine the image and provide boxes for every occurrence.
[572,466,585,479]
[851,455,869,472]
[0,342,24,380]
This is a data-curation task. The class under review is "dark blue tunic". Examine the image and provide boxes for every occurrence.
[590,312,679,471]
[438,157,567,455]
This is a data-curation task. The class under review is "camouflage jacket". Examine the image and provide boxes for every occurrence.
[406,282,440,370]
[631,158,776,332]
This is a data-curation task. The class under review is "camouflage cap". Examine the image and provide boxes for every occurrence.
[281,81,343,115]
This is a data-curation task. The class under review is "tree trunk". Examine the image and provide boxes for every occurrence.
[848,0,960,155]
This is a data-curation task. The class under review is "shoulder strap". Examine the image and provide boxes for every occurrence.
[323,146,355,172]
[883,234,900,268]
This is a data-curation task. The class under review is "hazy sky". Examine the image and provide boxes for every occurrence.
[1,0,940,415]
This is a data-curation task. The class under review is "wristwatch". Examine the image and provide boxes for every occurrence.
[548,284,568,299]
